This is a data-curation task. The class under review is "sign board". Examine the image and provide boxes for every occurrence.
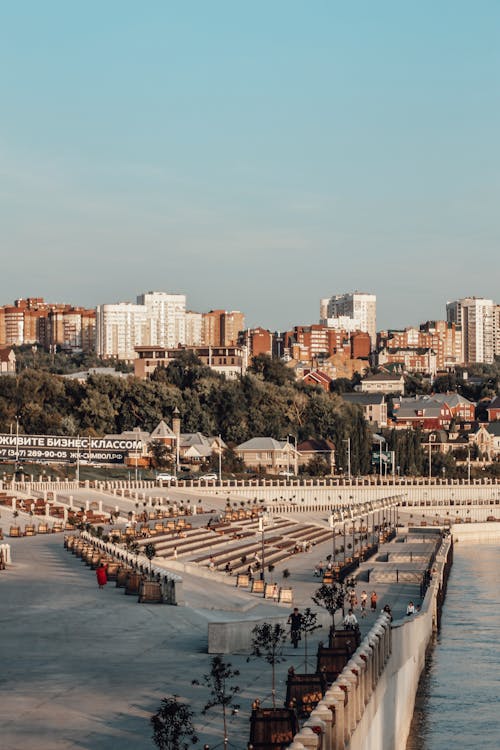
[0,433,143,465]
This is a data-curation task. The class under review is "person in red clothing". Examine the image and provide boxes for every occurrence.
[96,563,108,589]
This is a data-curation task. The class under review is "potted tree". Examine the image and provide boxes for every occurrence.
[193,656,240,750]
[249,622,298,749]
[139,542,163,603]
[285,608,325,717]
[150,695,198,750]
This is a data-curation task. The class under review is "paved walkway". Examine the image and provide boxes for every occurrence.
[0,503,430,750]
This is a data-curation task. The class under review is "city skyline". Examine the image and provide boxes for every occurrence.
[1,3,499,331]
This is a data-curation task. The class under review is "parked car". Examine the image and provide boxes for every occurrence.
[198,473,218,481]
[156,473,177,482]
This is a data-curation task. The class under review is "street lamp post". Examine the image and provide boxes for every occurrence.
[344,438,351,481]
[15,414,20,475]
[218,434,222,483]
[329,513,336,564]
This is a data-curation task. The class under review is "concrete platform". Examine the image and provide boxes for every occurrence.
[0,507,433,750]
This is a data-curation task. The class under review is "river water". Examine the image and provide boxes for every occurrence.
[406,544,500,749]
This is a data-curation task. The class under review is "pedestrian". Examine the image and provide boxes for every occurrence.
[288,607,302,648]
[349,588,358,609]
[318,560,324,576]
[383,604,393,622]
[343,608,359,630]
[406,601,415,616]
[224,561,232,575]
[173,546,178,559]
[96,562,107,589]
[209,556,215,571]
[370,591,377,612]
[247,563,254,581]
[360,590,368,615]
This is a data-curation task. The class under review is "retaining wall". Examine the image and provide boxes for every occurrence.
[286,537,451,750]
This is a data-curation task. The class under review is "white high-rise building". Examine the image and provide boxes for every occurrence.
[96,302,150,360]
[321,292,377,346]
[185,310,203,346]
[446,297,494,364]
[137,292,186,348]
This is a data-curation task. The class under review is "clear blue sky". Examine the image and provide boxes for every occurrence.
[1,1,498,331]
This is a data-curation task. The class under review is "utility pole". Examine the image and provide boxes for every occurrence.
[344,438,351,481]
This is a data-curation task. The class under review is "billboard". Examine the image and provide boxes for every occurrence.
[0,433,143,465]
[371,450,394,466]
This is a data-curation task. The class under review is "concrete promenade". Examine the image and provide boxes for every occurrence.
[0,498,433,750]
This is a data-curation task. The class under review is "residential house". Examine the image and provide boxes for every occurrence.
[235,437,298,473]
[358,372,405,395]
[341,393,387,427]
[297,438,336,473]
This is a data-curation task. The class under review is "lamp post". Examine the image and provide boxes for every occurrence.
[329,513,336,564]
[218,434,222,483]
[15,414,20,475]
[344,438,351,481]
[258,513,269,582]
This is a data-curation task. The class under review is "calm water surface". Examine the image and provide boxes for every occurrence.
[406,545,500,750]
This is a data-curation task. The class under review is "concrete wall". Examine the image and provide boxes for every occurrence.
[208,612,331,654]
[286,538,451,750]
[451,521,500,544]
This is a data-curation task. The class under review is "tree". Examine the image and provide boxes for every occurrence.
[312,582,346,636]
[298,608,320,674]
[150,696,198,750]
[249,622,287,708]
[149,439,173,470]
[248,354,295,386]
[144,542,157,579]
[193,656,240,750]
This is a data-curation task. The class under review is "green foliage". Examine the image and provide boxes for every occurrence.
[298,607,320,674]
[250,622,287,708]
[193,655,240,747]
[248,354,295,386]
[149,440,172,470]
[150,696,198,750]
[312,583,346,633]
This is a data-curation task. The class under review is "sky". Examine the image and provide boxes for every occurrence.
[0,1,499,332]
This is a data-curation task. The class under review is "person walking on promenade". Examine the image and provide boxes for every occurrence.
[360,590,368,616]
[96,563,108,589]
[370,590,378,612]
[406,601,415,616]
[288,607,302,649]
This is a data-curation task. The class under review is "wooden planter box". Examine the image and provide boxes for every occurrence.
[125,572,142,595]
[105,562,121,581]
[138,580,163,604]
[252,579,265,594]
[328,628,360,652]
[286,672,327,717]
[236,573,250,588]
[316,645,351,684]
[116,568,133,588]
[249,707,299,750]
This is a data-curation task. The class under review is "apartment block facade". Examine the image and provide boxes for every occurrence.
[320,291,376,346]
[446,297,494,364]
[0,298,96,352]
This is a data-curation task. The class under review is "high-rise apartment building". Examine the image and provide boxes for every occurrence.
[0,298,96,352]
[185,311,203,346]
[446,297,494,364]
[321,292,376,347]
[96,302,151,360]
[137,292,186,349]
[202,310,245,347]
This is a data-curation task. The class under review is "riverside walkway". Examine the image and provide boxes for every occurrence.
[0,500,437,750]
